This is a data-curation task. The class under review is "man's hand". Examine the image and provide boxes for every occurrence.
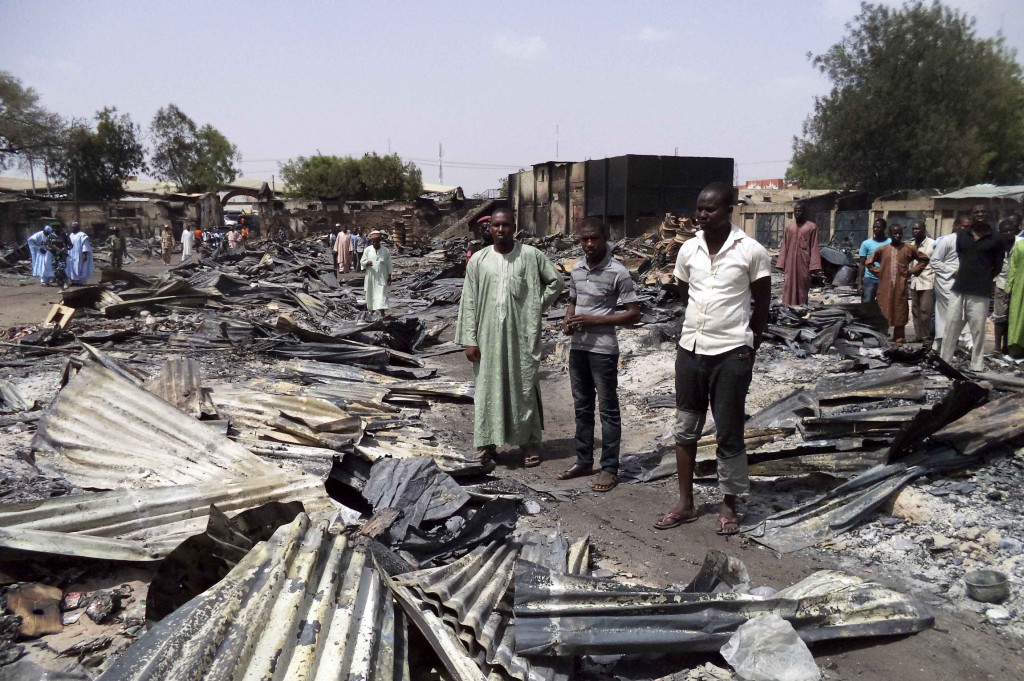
[387,276,392,285]
[561,319,575,336]
[365,261,373,267]
[753,333,763,351]
[464,346,481,363]
[566,314,601,331]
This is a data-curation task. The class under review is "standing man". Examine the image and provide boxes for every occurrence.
[68,223,94,285]
[908,221,936,348]
[47,225,70,289]
[456,206,563,469]
[335,226,351,274]
[857,218,891,303]
[180,225,194,262]
[991,219,1018,355]
[555,217,641,493]
[866,223,929,344]
[1005,230,1024,357]
[349,229,359,271]
[354,229,366,272]
[940,204,1005,371]
[160,225,173,265]
[106,226,127,270]
[361,230,393,318]
[931,214,971,353]
[775,201,821,306]
[655,182,771,535]
[28,226,54,285]
[329,224,339,272]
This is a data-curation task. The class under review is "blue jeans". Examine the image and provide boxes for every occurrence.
[862,277,879,303]
[569,350,621,473]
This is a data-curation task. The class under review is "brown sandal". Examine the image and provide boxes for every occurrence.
[591,471,617,493]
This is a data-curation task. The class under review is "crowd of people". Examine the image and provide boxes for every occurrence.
[776,202,1024,367]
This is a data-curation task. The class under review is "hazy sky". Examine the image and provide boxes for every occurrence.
[3,1,1022,193]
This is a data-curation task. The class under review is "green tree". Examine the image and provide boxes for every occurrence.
[279,153,422,200]
[787,1,1024,192]
[0,71,64,173]
[54,107,146,201]
[150,104,241,192]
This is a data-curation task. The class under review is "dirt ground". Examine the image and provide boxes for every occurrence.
[2,253,1023,679]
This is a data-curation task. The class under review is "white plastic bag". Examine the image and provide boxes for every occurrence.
[720,614,821,681]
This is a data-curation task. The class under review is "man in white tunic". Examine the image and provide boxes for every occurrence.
[180,227,195,262]
[932,214,971,353]
[455,207,564,468]
[27,226,54,285]
[360,230,393,317]
[67,223,94,285]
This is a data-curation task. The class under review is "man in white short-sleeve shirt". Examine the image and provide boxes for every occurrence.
[654,182,771,536]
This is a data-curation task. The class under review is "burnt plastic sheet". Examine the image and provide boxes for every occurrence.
[742,462,922,553]
[361,458,471,544]
[402,497,518,566]
[512,561,932,657]
[815,366,926,401]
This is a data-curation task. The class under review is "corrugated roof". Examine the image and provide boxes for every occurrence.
[32,360,284,489]
[0,475,332,561]
[98,513,411,680]
[932,184,1024,200]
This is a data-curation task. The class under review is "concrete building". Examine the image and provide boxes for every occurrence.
[870,185,1024,238]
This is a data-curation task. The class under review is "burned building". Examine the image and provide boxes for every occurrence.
[508,154,734,239]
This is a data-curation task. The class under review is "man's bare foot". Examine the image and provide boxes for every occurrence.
[654,503,699,529]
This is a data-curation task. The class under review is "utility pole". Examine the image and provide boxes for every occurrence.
[674,146,678,156]
[28,155,36,195]
[438,143,444,184]
[73,168,80,224]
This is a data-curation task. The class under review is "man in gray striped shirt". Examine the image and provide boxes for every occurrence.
[556,217,641,492]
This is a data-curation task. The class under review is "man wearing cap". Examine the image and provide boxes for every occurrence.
[180,225,194,262]
[456,206,564,469]
[68,222,95,285]
[335,225,351,274]
[361,230,393,318]
[354,229,366,271]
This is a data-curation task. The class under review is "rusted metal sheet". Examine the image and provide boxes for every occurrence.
[815,366,926,401]
[32,360,281,490]
[930,389,1024,456]
[512,562,933,656]
[99,514,411,681]
[0,475,333,561]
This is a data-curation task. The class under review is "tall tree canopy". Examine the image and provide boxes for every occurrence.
[54,107,146,201]
[150,104,241,193]
[0,71,64,172]
[279,153,422,200]
[787,1,1024,192]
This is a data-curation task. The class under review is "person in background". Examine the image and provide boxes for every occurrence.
[361,230,393,318]
[1005,223,1024,357]
[555,217,641,493]
[68,222,95,284]
[992,218,1018,355]
[931,214,971,354]
[181,225,194,262]
[656,182,770,536]
[775,200,821,306]
[329,224,339,271]
[857,218,891,303]
[160,225,173,265]
[354,229,366,271]
[455,206,563,470]
[908,221,936,348]
[106,226,127,270]
[940,204,1005,371]
[335,225,351,274]
[48,225,70,289]
[227,227,241,250]
[27,226,55,285]
[866,223,929,345]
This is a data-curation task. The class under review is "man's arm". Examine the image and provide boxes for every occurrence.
[455,256,480,362]
[537,253,564,310]
[750,276,771,350]
[865,249,882,277]
[567,302,642,329]
[562,300,577,335]
[676,279,690,308]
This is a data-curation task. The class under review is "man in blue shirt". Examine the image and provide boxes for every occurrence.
[857,218,891,303]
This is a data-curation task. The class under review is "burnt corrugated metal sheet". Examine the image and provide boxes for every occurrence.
[929,390,1024,456]
[512,563,933,656]
[0,475,332,561]
[32,360,281,490]
[814,367,926,401]
[99,513,411,681]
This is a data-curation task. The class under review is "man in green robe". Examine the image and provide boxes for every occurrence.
[361,230,393,318]
[1005,233,1024,357]
[455,206,564,467]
